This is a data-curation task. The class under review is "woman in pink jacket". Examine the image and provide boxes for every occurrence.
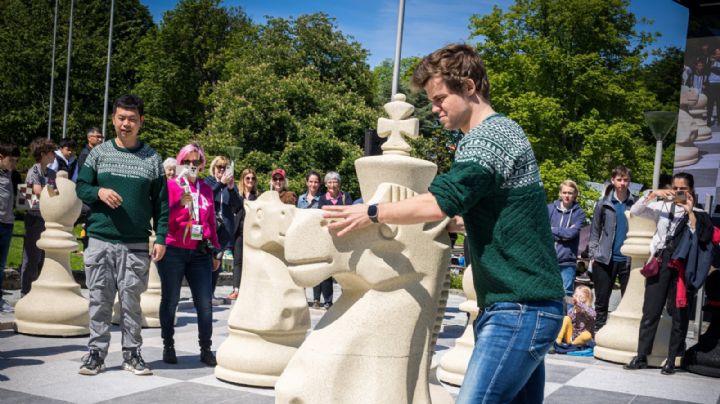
[157,142,220,367]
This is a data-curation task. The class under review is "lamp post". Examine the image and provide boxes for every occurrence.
[643,111,678,190]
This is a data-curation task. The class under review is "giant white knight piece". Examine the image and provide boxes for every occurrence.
[15,171,89,336]
[276,93,453,404]
[214,191,310,387]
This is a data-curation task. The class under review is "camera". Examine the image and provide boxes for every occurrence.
[196,239,215,256]
[674,190,686,203]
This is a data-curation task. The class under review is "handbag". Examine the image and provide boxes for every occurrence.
[641,256,661,278]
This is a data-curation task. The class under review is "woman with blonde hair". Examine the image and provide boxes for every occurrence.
[204,155,241,299]
[227,168,259,300]
[547,179,586,311]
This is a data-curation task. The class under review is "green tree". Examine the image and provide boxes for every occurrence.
[206,14,378,196]
[133,0,252,132]
[468,0,670,197]
[0,0,154,147]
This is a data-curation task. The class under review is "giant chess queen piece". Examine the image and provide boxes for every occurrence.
[215,191,310,387]
[594,211,680,367]
[15,171,89,336]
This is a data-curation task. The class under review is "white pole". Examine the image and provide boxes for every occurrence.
[47,0,60,139]
[391,0,406,97]
[652,139,662,190]
[61,0,75,139]
[102,0,116,139]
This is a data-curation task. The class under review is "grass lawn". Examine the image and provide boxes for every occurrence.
[7,218,85,271]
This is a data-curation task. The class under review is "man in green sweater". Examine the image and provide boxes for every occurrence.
[76,94,168,376]
[323,44,564,403]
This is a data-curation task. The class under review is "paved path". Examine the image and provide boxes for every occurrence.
[1,285,718,403]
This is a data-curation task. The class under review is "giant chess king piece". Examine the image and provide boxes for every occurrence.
[15,171,89,336]
[276,93,453,404]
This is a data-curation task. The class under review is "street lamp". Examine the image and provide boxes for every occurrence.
[644,111,678,190]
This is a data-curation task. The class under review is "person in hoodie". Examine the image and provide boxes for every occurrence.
[48,139,79,182]
[548,180,586,312]
[588,165,636,331]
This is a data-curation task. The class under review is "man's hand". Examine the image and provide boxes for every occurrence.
[323,204,372,237]
[151,244,166,262]
[98,188,123,209]
[213,258,221,271]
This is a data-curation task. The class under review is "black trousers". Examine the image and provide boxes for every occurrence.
[313,278,333,304]
[592,259,630,330]
[20,213,45,295]
[637,264,692,360]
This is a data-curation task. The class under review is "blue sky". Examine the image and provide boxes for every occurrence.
[143,0,689,68]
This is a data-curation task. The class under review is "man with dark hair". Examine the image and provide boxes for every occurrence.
[77,127,104,249]
[76,94,168,376]
[588,165,636,331]
[78,127,103,169]
[48,138,79,182]
[0,142,20,312]
[322,44,564,403]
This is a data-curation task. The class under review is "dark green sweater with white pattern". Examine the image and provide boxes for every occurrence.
[76,139,168,245]
[429,114,563,308]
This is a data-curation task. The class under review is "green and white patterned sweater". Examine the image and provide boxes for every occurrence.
[429,114,563,307]
[76,139,168,245]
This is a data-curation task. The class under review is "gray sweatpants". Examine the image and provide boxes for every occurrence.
[85,238,150,358]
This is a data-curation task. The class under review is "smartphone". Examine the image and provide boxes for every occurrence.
[674,190,686,203]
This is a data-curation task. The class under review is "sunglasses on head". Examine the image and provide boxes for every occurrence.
[181,159,202,166]
[215,165,226,170]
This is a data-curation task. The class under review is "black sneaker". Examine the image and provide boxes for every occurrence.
[78,350,105,376]
[200,348,217,366]
[163,346,177,364]
[122,348,152,375]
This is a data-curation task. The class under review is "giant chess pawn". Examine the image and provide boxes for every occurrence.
[215,192,310,387]
[594,211,679,367]
[437,266,478,386]
[15,171,89,336]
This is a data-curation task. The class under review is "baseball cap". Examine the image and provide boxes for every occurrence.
[271,168,286,179]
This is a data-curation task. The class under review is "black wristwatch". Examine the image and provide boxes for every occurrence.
[368,204,379,223]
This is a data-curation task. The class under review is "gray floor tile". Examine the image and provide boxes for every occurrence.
[545,363,585,384]
[95,381,273,404]
[0,387,72,404]
[546,386,634,404]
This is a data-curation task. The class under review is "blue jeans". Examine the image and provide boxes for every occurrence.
[157,245,213,348]
[559,265,576,311]
[456,300,564,404]
[0,222,13,294]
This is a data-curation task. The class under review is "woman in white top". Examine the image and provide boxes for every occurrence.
[624,172,713,375]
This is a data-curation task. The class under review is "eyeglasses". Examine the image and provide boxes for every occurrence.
[245,176,256,181]
[272,177,284,181]
[181,159,202,166]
